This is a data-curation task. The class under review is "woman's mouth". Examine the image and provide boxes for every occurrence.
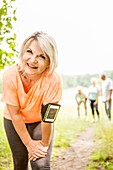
[27,63,38,69]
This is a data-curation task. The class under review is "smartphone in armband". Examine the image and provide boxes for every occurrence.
[41,103,61,123]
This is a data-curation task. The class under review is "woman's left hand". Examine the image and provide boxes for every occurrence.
[29,145,48,161]
[26,139,48,161]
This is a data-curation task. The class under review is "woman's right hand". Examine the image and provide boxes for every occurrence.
[26,140,48,161]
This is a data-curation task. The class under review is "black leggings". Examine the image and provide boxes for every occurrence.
[4,118,54,170]
[89,100,100,116]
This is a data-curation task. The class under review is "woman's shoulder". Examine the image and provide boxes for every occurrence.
[44,69,61,80]
[42,71,63,90]
[48,71,62,83]
[3,64,18,79]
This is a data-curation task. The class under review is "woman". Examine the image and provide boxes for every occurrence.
[1,31,63,170]
[88,77,100,122]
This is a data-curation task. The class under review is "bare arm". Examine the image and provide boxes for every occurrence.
[41,122,53,147]
[7,104,31,145]
[96,90,100,102]
[94,90,100,105]
[6,104,47,160]
[109,89,112,101]
[110,89,112,99]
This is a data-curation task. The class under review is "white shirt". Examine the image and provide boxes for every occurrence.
[101,77,113,102]
[88,85,100,100]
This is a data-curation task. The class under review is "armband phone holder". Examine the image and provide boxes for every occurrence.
[41,103,61,123]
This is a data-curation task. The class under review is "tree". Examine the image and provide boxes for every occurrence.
[0,0,18,69]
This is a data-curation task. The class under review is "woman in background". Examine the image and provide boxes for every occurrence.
[88,77,100,122]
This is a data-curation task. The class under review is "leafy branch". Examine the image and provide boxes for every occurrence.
[0,0,18,69]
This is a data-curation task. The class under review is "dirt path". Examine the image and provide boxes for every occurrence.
[51,125,96,170]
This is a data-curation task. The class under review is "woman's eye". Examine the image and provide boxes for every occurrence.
[40,55,46,60]
[26,49,32,54]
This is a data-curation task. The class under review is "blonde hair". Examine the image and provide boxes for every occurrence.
[91,77,97,84]
[18,31,58,73]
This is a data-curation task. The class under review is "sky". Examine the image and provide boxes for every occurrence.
[14,0,113,75]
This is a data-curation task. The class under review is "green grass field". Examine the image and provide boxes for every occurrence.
[0,113,13,170]
[86,122,113,170]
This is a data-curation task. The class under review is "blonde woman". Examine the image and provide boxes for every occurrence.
[1,31,63,170]
[88,77,100,122]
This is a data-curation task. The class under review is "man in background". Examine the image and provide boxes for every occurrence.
[75,86,87,120]
[100,73,113,120]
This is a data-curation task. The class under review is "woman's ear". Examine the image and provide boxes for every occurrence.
[46,63,50,69]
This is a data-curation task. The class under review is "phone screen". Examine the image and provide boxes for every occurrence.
[42,104,61,122]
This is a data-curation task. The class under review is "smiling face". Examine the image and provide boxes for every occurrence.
[22,40,50,75]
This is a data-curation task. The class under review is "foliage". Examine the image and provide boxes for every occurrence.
[62,70,113,89]
[0,0,18,69]
[62,73,99,89]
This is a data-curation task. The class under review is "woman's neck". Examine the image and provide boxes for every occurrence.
[24,73,42,83]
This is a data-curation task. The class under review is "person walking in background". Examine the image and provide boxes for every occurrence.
[75,86,87,120]
[100,73,113,120]
[88,77,100,122]
[1,31,63,170]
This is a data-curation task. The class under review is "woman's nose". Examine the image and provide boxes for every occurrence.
[30,55,38,63]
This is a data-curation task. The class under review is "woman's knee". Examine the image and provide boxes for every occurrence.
[30,157,50,170]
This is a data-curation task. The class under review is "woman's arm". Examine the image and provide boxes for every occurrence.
[7,104,32,145]
[107,89,113,103]
[94,90,100,105]
[41,121,53,147]
[6,104,47,160]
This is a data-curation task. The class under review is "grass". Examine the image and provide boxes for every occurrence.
[52,106,90,158]
[0,112,13,170]
[86,121,113,170]
[86,100,113,170]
